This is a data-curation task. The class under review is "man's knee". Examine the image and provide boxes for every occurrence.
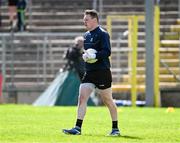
[78,94,87,105]
[98,88,114,104]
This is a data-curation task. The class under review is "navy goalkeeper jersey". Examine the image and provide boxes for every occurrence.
[84,26,111,71]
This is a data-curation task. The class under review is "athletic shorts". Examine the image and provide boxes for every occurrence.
[82,69,112,89]
[8,0,18,6]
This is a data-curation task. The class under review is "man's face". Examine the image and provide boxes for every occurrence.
[83,14,97,31]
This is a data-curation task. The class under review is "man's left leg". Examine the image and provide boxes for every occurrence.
[98,88,120,136]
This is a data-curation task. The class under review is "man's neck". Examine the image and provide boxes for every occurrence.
[89,25,99,31]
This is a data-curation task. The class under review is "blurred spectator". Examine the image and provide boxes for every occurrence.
[8,0,18,29]
[0,71,3,104]
[0,0,1,27]
[17,0,27,31]
[63,36,85,80]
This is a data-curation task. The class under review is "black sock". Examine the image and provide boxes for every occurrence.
[112,121,118,129]
[75,119,83,128]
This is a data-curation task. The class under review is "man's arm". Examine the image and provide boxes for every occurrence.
[95,32,111,60]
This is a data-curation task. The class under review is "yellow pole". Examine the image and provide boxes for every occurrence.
[106,16,112,38]
[128,17,138,107]
[106,15,144,107]
[154,5,161,107]
[131,16,138,107]
[106,16,112,63]
[128,19,132,84]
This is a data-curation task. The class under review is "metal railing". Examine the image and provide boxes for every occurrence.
[92,0,103,24]
[0,32,83,88]
[179,0,180,18]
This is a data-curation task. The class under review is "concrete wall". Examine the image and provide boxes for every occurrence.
[2,90,43,104]
[161,87,180,107]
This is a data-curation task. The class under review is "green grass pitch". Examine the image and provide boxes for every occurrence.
[0,104,180,143]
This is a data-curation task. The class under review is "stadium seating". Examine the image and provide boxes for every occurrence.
[0,0,179,102]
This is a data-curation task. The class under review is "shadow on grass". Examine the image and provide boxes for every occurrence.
[83,134,142,140]
[120,135,142,140]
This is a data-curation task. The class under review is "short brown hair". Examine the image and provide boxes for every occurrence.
[84,9,99,22]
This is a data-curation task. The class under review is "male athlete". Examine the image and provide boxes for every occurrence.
[62,9,120,136]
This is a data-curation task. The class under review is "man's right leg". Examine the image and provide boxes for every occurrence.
[62,83,94,135]
[77,83,94,120]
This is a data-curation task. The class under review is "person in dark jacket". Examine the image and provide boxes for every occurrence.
[62,9,120,136]
[0,0,1,27]
[63,36,85,80]
[16,0,27,31]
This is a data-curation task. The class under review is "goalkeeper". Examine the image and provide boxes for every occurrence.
[63,9,120,136]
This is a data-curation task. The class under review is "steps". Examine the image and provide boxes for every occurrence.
[0,0,179,93]
[0,32,82,88]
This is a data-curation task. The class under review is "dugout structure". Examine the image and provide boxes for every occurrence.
[107,13,160,107]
